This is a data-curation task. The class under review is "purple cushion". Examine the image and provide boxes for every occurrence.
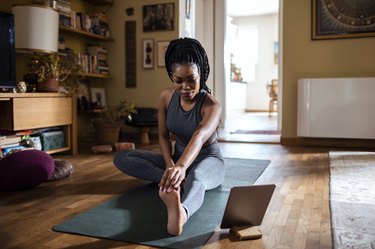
[0,150,54,191]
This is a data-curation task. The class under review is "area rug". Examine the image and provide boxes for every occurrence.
[329,151,375,249]
[53,158,270,249]
[230,130,280,135]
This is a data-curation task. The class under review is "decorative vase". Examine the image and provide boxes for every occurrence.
[93,121,123,146]
[37,77,59,92]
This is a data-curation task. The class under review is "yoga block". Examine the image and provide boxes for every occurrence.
[115,142,135,151]
[92,145,113,154]
[41,131,65,151]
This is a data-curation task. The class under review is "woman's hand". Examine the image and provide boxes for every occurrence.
[159,166,186,192]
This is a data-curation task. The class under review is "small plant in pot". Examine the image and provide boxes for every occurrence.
[24,53,81,94]
[92,100,137,145]
[26,53,60,92]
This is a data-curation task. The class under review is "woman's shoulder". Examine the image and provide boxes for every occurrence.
[160,87,175,99]
[203,91,220,107]
[159,87,175,106]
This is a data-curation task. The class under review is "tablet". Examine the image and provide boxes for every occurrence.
[220,184,276,229]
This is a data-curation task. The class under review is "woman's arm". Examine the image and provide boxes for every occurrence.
[158,88,175,169]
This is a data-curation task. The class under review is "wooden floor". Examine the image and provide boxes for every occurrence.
[0,142,334,249]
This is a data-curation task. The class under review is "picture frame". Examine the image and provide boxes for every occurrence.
[90,87,106,109]
[312,0,375,40]
[143,3,174,32]
[157,41,170,67]
[142,39,154,69]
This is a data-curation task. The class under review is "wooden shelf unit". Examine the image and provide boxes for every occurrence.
[0,93,77,155]
[59,26,113,41]
[79,72,111,78]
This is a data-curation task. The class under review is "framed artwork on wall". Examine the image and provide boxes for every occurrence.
[143,3,174,32]
[142,39,154,69]
[157,41,170,67]
[125,21,136,88]
[90,87,106,109]
[312,0,375,40]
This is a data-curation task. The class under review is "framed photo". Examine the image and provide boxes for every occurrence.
[143,3,174,32]
[142,39,154,69]
[90,87,106,109]
[157,41,170,67]
[312,0,375,40]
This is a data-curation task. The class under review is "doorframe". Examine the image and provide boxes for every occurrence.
[194,0,283,133]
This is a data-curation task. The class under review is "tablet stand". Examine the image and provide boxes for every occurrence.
[230,225,262,240]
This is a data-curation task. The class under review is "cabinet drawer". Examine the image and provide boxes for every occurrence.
[11,97,72,130]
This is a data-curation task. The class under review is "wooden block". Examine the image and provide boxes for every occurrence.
[230,226,262,240]
[92,145,113,154]
[115,142,135,151]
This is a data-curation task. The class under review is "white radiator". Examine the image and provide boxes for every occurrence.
[297,78,375,139]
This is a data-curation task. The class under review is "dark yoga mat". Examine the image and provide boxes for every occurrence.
[53,158,270,249]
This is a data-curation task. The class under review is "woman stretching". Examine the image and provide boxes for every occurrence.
[113,37,224,236]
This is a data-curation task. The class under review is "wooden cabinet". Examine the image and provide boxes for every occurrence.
[0,93,77,155]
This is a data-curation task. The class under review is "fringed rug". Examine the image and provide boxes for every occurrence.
[329,151,375,249]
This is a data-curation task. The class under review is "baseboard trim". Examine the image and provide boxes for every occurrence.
[245,109,270,113]
[281,136,375,149]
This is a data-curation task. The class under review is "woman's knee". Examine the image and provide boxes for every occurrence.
[187,164,225,190]
[113,150,133,173]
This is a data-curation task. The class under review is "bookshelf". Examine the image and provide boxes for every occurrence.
[56,0,114,141]
[57,0,113,78]
[59,26,113,41]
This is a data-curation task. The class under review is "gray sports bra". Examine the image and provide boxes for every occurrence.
[166,89,216,146]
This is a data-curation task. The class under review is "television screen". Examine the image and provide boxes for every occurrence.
[0,12,16,90]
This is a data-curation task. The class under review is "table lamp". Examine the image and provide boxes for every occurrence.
[11,4,59,54]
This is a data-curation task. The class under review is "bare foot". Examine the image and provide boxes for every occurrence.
[159,187,187,236]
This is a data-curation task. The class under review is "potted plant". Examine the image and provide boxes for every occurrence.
[92,100,137,145]
[24,53,60,92]
[24,53,82,94]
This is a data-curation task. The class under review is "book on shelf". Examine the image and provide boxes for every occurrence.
[0,142,21,149]
[0,135,21,146]
[1,145,27,156]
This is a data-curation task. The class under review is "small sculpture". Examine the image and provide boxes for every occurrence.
[16,81,27,93]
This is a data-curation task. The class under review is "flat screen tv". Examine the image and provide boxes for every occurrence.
[0,11,16,90]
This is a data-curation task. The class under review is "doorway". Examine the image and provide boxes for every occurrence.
[219,0,280,143]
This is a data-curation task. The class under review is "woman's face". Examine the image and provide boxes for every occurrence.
[171,63,200,101]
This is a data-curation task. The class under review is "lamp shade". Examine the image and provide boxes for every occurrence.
[11,4,59,53]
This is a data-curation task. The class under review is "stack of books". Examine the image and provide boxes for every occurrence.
[89,12,110,38]
[86,45,109,75]
[0,135,24,157]
[56,0,72,28]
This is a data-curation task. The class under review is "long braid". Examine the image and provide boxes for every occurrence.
[165,38,211,93]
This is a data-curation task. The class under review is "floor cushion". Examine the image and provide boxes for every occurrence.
[0,150,54,191]
[48,159,74,181]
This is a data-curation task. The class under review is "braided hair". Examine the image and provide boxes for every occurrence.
[165,37,211,93]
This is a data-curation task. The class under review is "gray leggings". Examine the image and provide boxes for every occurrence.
[113,142,225,219]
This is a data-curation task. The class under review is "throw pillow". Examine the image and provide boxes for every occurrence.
[0,150,54,191]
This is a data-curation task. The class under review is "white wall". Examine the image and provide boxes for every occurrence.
[230,13,278,111]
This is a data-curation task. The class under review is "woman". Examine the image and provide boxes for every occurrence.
[113,37,224,236]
